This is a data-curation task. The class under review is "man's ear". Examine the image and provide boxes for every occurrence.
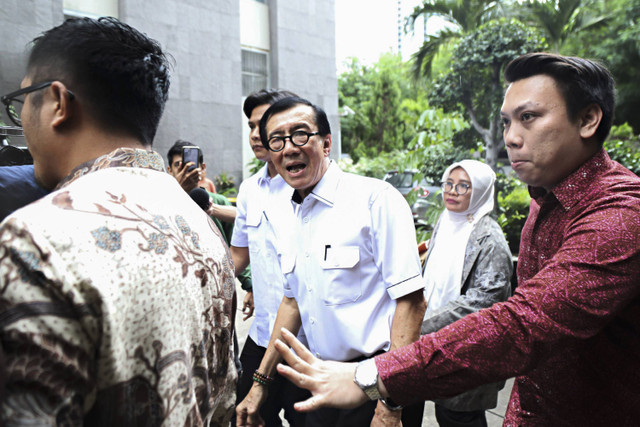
[579,103,603,140]
[201,162,207,171]
[49,81,74,129]
[322,134,332,157]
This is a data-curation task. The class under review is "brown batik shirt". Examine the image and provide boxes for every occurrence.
[0,148,237,426]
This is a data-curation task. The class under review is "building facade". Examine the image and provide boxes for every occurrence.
[0,0,340,182]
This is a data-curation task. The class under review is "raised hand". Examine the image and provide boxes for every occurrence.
[173,161,201,193]
[274,328,369,412]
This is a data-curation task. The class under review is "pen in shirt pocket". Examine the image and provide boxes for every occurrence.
[324,244,331,260]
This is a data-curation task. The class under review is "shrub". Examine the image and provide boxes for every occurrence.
[496,174,530,254]
[604,123,640,176]
[337,150,407,179]
[247,157,264,176]
[214,172,237,198]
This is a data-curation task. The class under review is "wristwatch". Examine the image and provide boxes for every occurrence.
[353,358,382,400]
[380,397,403,411]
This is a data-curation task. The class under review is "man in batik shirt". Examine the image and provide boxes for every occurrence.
[0,17,236,425]
[273,53,640,426]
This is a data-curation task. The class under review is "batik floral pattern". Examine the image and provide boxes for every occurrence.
[0,148,237,426]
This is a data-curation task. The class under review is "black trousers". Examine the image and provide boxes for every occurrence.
[435,404,488,427]
[236,336,311,427]
[306,399,425,427]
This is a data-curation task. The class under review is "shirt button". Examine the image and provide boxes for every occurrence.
[305,252,310,258]
[316,352,321,358]
[310,317,316,324]
[303,217,309,223]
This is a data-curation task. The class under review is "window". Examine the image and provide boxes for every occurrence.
[242,50,269,96]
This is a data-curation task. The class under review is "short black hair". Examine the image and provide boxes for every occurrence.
[504,52,615,144]
[27,17,171,145]
[243,89,299,119]
[167,140,203,165]
[259,97,331,150]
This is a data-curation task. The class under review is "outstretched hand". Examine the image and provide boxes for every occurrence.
[274,328,369,412]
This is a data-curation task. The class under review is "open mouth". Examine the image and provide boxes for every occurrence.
[286,163,307,174]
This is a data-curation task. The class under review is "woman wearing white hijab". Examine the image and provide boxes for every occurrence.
[422,160,513,427]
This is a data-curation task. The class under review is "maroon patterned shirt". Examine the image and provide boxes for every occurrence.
[376,149,640,426]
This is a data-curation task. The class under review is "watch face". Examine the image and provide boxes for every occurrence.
[355,359,377,388]
[354,359,382,400]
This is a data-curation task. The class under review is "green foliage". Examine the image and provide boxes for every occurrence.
[403,104,472,183]
[415,144,472,184]
[415,195,445,243]
[560,0,640,133]
[339,54,422,160]
[519,0,611,52]
[408,0,504,77]
[430,19,546,112]
[604,123,640,175]
[214,172,237,198]
[337,150,408,179]
[247,157,264,176]
[416,225,433,245]
[496,173,531,254]
[429,18,547,170]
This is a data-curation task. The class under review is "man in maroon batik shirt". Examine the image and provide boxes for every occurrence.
[270,53,640,426]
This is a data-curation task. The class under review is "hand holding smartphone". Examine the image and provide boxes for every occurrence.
[181,146,201,172]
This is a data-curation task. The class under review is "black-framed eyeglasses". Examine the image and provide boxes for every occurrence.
[1,81,75,127]
[267,130,319,152]
[441,181,471,195]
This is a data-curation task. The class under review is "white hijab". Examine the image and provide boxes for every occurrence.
[424,160,496,315]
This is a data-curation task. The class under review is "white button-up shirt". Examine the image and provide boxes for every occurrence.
[232,164,296,347]
[281,162,424,361]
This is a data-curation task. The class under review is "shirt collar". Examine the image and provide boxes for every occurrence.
[56,147,165,190]
[256,163,288,190]
[529,148,611,210]
[292,159,338,207]
[256,163,271,186]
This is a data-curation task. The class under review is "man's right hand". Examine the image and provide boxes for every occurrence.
[242,291,255,320]
[275,328,368,412]
[236,384,268,427]
[172,161,201,193]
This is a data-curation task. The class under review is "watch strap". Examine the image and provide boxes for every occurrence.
[380,397,403,411]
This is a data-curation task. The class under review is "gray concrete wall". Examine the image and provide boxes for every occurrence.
[269,0,341,159]
[0,0,64,144]
[0,0,339,180]
[120,0,243,183]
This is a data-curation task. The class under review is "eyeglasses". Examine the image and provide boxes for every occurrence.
[441,181,471,195]
[267,130,319,152]
[1,81,75,126]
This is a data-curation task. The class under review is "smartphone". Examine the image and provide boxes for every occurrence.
[182,146,201,172]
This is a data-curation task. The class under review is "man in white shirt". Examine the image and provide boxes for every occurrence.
[231,89,310,426]
[235,96,427,427]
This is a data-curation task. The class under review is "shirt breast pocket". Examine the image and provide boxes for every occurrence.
[246,210,263,254]
[320,246,362,306]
